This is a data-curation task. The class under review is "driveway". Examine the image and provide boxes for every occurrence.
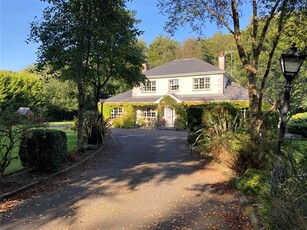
[0,128,248,229]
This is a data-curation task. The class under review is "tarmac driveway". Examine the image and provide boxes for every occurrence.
[0,128,248,229]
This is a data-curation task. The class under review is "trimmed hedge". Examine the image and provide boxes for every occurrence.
[19,129,67,172]
[288,117,307,138]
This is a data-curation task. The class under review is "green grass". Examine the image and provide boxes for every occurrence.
[48,121,73,126]
[2,127,77,175]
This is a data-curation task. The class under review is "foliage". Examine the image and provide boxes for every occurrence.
[112,106,135,128]
[19,129,67,172]
[201,32,236,66]
[187,132,197,144]
[288,116,307,137]
[103,103,136,128]
[236,169,270,196]
[229,133,274,175]
[262,110,279,131]
[186,107,204,131]
[187,102,246,132]
[42,76,78,121]
[258,150,307,230]
[147,35,180,68]
[4,127,77,175]
[83,111,112,146]
[0,70,43,113]
[201,104,243,136]
[0,112,44,177]
[177,38,203,60]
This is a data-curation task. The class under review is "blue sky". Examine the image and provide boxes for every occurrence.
[0,0,249,72]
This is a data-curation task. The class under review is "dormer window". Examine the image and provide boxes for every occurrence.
[193,77,210,90]
[142,80,156,92]
[169,79,179,91]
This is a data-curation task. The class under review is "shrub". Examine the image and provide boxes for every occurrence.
[83,111,111,145]
[202,104,242,136]
[186,107,203,131]
[19,129,67,172]
[258,165,307,229]
[228,133,275,175]
[187,132,197,144]
[262,111,279,131]
[236,169,270,195]
[287,117,307,137]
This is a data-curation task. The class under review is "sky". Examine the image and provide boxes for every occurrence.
[0,0,250,72]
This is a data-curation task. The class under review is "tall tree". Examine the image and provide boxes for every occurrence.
[158,0,307,134]
[147,35,180,67]
[28,0,145,142]
[177,38,203,59]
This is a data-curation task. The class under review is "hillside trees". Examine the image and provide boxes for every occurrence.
[28,0,146,142]
[147,35,180,68]
[177,38,203,59]
[158,0,307,134]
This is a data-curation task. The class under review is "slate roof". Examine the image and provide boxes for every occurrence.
[105,83,248,103]
[144,58,224,78]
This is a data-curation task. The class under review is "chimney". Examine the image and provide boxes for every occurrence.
[218,51,226,70]
[142,63,150,73]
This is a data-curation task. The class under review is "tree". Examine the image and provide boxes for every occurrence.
[201,32,236,65]
[147,35,180,67]
[158,0,307,134]
[177,38,203,59]
[28,0,145,142]
[0,70,43,113]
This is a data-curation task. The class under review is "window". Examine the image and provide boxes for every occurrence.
[169,79,179,91]
[111,108,123,119]
[142,80,156,92]
[193,77,210,90]
[141,107,156,118]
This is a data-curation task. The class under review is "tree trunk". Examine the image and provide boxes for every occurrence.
[77,73,85,144]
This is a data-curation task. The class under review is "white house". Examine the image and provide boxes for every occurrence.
[104,53,249,128]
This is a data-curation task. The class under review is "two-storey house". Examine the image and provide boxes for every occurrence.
[104,53,249,128]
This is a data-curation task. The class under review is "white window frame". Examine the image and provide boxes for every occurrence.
[111,108,123,119]
[168,79,179,91]
[141,107,157,118]
[193,77,210,90]
[142,80,156,92]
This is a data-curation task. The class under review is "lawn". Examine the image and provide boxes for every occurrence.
[3,122,77,175]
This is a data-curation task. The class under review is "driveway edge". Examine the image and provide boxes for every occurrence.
[0,146,106,202]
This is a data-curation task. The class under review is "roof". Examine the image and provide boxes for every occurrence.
[144,58,224,78]
[105,83,248,104]
[17,107,31,115]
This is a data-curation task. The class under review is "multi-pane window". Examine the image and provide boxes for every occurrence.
[193,77,210,90]
[169,79,179,91]
[141,107,156,118]
[142,80,156,92]
[111,108,123,119]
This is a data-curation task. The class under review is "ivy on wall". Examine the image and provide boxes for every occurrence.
[101,99,256,130]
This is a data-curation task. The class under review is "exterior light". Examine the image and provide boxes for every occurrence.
[271,44,306,193]
[279,44,307,82]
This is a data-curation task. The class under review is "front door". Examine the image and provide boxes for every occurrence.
[164,107,174,127]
